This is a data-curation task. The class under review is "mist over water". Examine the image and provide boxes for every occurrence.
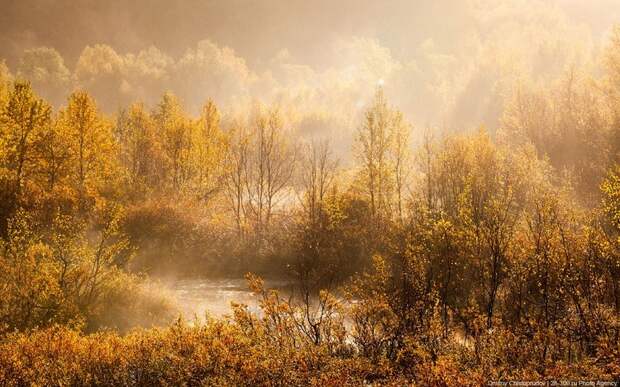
[170,278,263,319]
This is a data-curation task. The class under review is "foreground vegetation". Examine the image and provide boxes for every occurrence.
[1,26,620,387]
[0,277,617,386]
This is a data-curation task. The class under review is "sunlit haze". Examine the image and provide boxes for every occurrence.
[1,1,619,384]
[2,0,620,144]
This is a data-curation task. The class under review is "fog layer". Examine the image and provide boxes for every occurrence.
[1,0,619,146]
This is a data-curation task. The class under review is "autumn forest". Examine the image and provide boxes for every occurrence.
[0,1,619,385]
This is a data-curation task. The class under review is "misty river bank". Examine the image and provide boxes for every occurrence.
[167,278,292,320]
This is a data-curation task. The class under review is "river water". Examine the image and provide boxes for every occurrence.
[168,278,287,320]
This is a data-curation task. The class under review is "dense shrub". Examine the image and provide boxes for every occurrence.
[0,280,616,386]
